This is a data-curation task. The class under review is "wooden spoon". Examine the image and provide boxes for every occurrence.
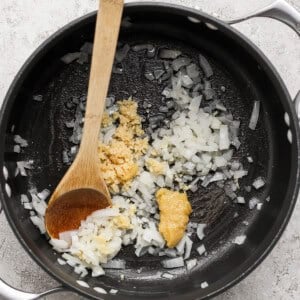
[45,0,124,239]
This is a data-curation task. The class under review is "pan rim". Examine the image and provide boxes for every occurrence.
[0,2,299,299]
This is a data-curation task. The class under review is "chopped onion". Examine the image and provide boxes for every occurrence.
[33,95,43,102]
[201,281,209,289]
[102,259,126,269]
[57,258,67,265]
[233,235,246,245]
[115,44,130,63]
[61,52,81,64]
[14,145,21,153]
[59,230,77,246]
[3,166,8,180]
[252,177,265,190]
[197,244,206,256]
[37,189,50,201]
[62,150,69,164]
[17,161,27,176]
[132,44,155,57]
[257,203,263,210]
[145,71,155,81]
[50,239,69,250]
[249,101,260,130]
[203,88,214,101]
[14,135,28,147]
[162,257,184,268]
[249,197,260,210]
[172,57,191,71]
[21,194,29,203]
[245,186,251,193]
[266,196,271,202]
[219,125,230,150]
[80,42,93,55]
[186,63,200,79]
[196,224,207,240]
[237,196,245,204]
[247,156,253,163]
[154,69,165,79]
[30,215,45,234]
[184,236,193,259]
[109,289,118,294]
[162,272,174,279]
[233,170,248,179]
[186,258,197,271]
[199,54,213,78]
[159,49,182,59]
[23,202,33,210]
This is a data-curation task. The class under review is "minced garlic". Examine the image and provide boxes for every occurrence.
[99,99,148,192]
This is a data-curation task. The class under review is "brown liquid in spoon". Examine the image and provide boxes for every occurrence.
[45,189,110,239]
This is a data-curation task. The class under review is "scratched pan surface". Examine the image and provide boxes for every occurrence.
[1,4,299,300]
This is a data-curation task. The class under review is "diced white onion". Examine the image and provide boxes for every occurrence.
[249,101,260,130]
[162,257,184,268]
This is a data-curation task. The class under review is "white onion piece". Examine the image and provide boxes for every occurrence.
[14,145,21,153]
[57,258,67,265]
[162,272,174,279]
[249,101,260,130]
[219,125,230,150]
[23,202,33,210]
[249,197,259,210]
[233,235,246,245]
[252,177,266,190]
[162,257,184,268]
[197,244,206,256]
[196,224,207,240]
[102,259,126,269]
[186,258,197,270]
[91,208,119,218]
[14,135,28,147]
[59,230,77,246]
[21,194,29,203]
[184,236,193,259]
[3,166,8,180]
[247,156,253,163]
[30,215,45,234]
[61,52,81,64]
[5,183,11,197]
[237,197,245,204]
[176,236,186,255]
[109,289,118,294]
[257,203,263,210]
[37,189,50,201]
[50,239,69,250]
[201,281,209,289]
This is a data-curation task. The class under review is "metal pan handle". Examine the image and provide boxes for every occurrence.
[227,0,300,114]
[0,278,66,300]
[227,0,300,36]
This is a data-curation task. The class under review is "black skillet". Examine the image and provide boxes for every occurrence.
[0,1,300,299]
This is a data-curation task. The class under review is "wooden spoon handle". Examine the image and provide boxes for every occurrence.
[80,0,124,156]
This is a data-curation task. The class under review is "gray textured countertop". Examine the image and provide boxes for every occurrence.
[0,0,300,299]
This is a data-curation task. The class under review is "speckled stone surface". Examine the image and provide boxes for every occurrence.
[0,1,300,299]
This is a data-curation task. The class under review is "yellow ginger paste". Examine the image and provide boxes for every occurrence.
[156,188,192,248]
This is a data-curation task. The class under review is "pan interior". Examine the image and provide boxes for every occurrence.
[1,7,294,299]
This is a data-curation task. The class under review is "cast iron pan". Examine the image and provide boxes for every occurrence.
[0,2,300,299]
